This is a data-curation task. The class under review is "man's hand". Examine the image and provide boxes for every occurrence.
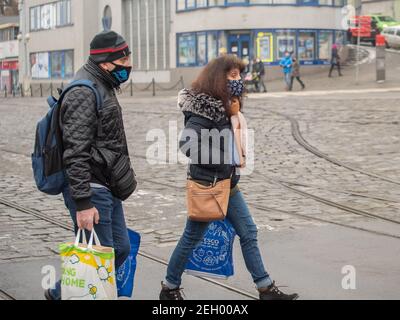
[77,207,100,231]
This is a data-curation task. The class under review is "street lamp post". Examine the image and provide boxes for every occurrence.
[17,0,30,94]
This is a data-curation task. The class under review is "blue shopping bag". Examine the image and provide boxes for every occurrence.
[185,220,236,279]
[116,228,141,298]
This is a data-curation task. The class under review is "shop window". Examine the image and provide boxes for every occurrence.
[276,30,296,60]
[64,50,74,78]
[197,33,207,65]
[209,0,225,6]
[256,32,273,63]
[197,0,208,7]
[208,32,218,61]
[298,31,316,61]
[51,51,63,78]
[178,34,196,66]
[272,0,296,4]
[31,52,50,79]
[177,0,186,10]
[186,0,196,9]
[318,31,333,60]
[250,0,273,4]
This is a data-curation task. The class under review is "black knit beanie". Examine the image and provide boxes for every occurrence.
[90,30,131,64]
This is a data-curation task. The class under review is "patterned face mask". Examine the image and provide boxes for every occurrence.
[110,63,132,84]
[227,79,244,97]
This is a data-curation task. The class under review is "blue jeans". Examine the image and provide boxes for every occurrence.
[49,186,131,300]
[165,191,272,289]
[284,72,292,89]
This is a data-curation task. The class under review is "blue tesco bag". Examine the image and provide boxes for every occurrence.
[116,228,141,298]
[185,220,236,279]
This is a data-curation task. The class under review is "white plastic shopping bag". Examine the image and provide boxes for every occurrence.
[59,229,117,300]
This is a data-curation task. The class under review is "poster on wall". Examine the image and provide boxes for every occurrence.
[40,4,55,29]
[179,34,196,65]
[319,32,333,61]
[256,33,273,63]
[31,52,50,79]
[277,36,295,59]
[298,32,316,61]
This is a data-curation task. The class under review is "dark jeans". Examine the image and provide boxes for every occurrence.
[48,186,130,300]
[290,76,305,90]
[165,191,272,289]
[255,77,267,92]
[329,63,342,76]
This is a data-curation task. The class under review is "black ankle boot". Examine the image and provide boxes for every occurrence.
[259,281,299,300]
[159,282,185,300]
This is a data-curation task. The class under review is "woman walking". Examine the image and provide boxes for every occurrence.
[160,54,299,301]
[290,57,305,90]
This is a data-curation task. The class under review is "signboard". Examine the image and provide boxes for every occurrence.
[0,41,19,59]
[350,16,372,37]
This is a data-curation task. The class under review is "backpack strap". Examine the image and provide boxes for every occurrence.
[58,79,103,111]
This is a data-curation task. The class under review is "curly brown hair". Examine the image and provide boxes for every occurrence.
[192,54,245,110]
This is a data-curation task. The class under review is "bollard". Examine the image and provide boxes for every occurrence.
[152,78,156,97]
[30,85,33,97]
[50,83,53,96]
[40,83,43,97]
[376,35,386,83]
[20,84,24,98]
[4,85,7,98]
[180,76,185,89]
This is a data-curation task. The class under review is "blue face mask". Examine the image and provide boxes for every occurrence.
[110,63,132,84]
[227,79,244,97]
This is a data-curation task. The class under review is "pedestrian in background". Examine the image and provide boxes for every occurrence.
[159,54,299,301]
[329,44,343,77]
[279,51,293,91]
[252,57,267,93]
[290,57,305,90]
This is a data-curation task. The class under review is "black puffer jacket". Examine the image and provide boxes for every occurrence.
[178,89,240,188]
[60,58,133,211]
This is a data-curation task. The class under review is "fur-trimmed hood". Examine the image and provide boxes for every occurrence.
[178,88,228,123]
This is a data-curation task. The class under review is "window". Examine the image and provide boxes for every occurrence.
[298,31,316,61]
[56,0,71,27]
[30,6,41,31]
[30,1,71,31]
[335,31,345,45]
[250,0,272,4]
[186,0,196,8]
[31,52,50,79]
[40,4,56,30]
[208,32,218,61]
[197,33,207,65]
[256,32,273,63]
[273,0,296,4]
[197,0,208,7]
[178,34,196,66]
[208,0,225,6]
[319,0,333,4]
[31,50,73,79]
[226,0,248,4]
[276,30,296,60]
[177,0,186,10]
[51,51,63,78]
[318,31,333,60]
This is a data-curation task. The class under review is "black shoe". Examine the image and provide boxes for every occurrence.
[159,282,185,300]
[259,281,299,300]
[44,289,54,300]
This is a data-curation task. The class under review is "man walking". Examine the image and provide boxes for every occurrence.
[45,30,137,300]
[279,51,293,91]
[252,57,267,93]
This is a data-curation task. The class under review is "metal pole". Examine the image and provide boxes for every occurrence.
[162,0,166,69]
[137,0,141,70]
[154,0,158,70]
[152,78,155,96]
[130,79,133,96]
[145,0,150,70]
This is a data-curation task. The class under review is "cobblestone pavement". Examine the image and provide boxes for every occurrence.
[0,87,400,265]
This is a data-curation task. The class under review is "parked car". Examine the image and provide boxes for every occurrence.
[382,26,400,49]
[369,15,400,33]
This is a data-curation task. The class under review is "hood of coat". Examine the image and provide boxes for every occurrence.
[178,88,228,123]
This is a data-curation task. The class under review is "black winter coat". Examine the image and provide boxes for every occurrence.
[178,89,240,188]
[60,58,133,211]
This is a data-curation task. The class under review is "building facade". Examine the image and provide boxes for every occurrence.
[0,15,19,93]
[361,0,400,20]
[19,0,348,87]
